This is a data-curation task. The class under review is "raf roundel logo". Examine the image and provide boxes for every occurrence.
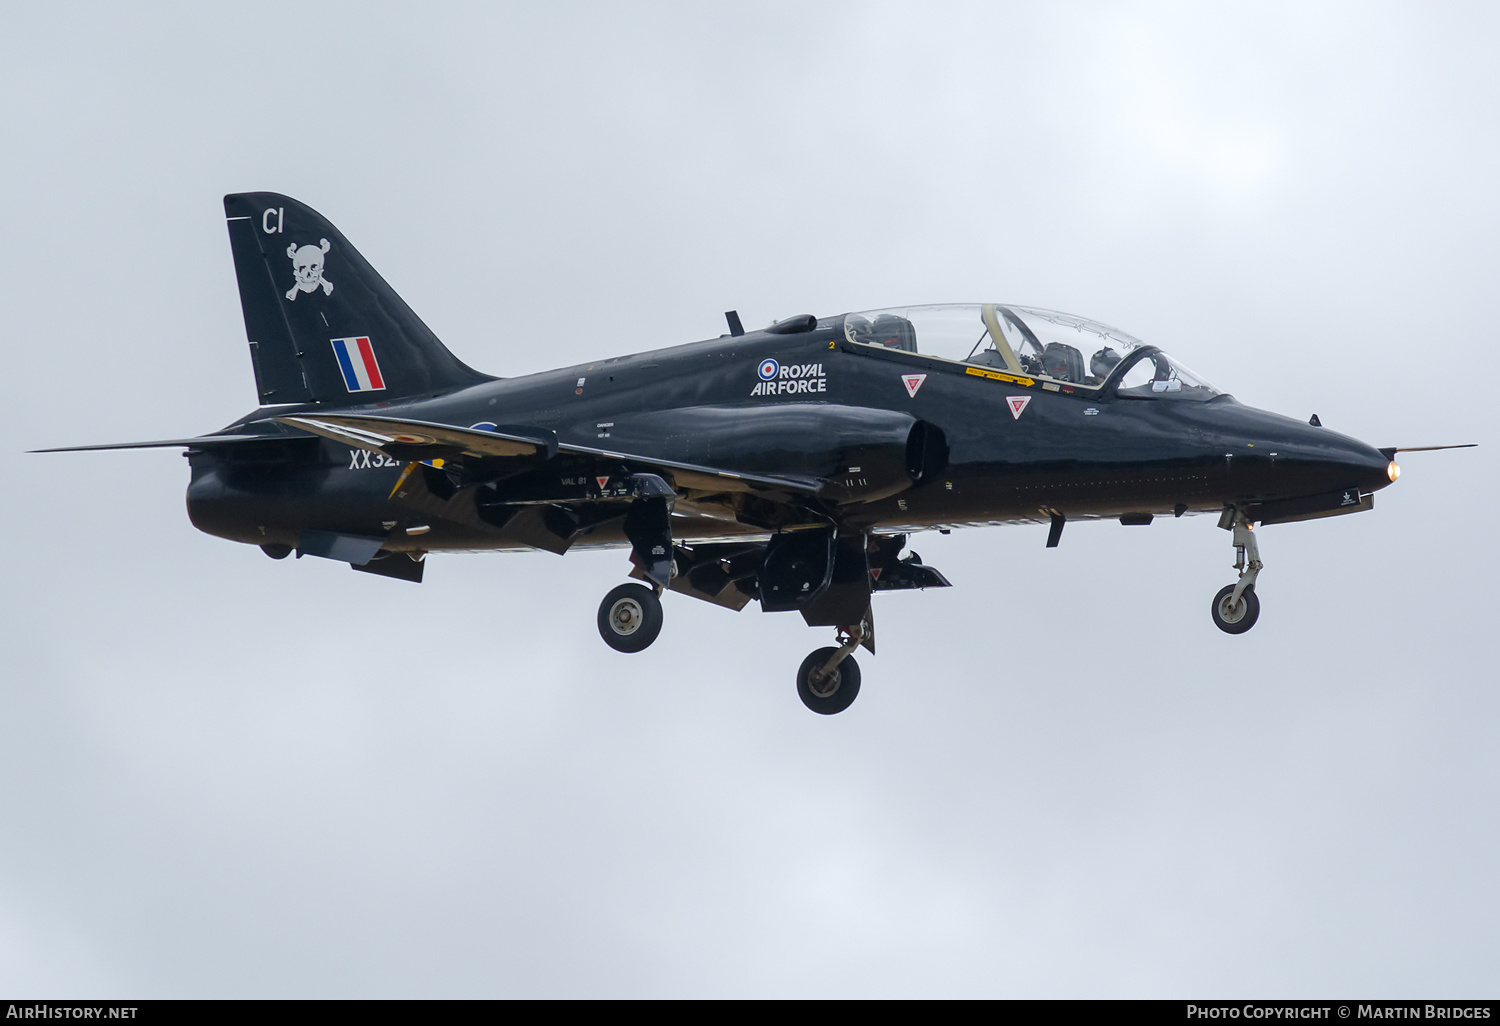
[758,358,780,381]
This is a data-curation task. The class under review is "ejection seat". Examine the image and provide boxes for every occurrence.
[869,314,918,352]
[1041,343,1084,383]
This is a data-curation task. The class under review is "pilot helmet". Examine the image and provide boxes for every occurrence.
[1090,347,1122,379]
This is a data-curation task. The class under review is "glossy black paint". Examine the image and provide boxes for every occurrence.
[63,194,1399,620]
[187,318,1392,556]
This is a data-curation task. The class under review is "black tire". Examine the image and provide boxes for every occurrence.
[597,583,663,653]
[796,647,861,715]
[1211,584,1260,634]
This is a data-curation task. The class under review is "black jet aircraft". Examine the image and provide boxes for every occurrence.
[38,193,1473,714]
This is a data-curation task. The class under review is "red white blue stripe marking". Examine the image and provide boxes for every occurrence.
[330,337,385,392]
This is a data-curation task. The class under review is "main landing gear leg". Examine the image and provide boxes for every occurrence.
[597,483,677,654]
[1211,508,1262,634]
[796,622,866,715]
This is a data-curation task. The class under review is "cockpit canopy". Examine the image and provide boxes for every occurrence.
[841,304,1220,400]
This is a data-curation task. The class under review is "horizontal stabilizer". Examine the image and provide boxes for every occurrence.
[32,434,277,453]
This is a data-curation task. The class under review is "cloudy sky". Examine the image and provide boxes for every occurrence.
[2,1,1495,997]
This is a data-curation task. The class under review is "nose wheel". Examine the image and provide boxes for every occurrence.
[597,583,663,652]
[1212,509,1263,634]
[1211,583,1260,633]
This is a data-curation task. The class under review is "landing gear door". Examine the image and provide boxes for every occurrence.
[800,534,874,630]
[759,528,836,612]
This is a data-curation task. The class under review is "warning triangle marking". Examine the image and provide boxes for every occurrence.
[595,476,610,489]
[1007,395,1032,420]
[902,373,927,398]
[870,568,883,581]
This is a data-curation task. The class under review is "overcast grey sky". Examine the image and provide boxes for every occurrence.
[2,1,1495,997]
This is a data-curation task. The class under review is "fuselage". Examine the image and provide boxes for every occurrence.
[186,317,1395,553]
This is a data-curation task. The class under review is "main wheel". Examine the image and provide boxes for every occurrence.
[796,647,861,715]
[1211,584,1260,634]
[597,583,664,653]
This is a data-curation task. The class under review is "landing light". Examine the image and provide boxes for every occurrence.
[1388,461,1401,482]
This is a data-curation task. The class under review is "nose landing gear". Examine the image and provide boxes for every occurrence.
[1212,508,1262,634]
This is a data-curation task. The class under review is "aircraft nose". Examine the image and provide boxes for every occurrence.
[1200,405,1400,500]
[1273,423,1396,497]
[1328,432,1397,493]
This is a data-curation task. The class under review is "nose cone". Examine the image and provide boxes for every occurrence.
[1190,401,1396,502]
[1311,427,1395,495]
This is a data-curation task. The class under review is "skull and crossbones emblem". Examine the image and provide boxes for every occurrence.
[285,239,334,301]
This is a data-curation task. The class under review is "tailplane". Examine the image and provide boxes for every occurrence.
[224,192,492,406]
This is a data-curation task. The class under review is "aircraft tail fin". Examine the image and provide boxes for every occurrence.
[223,193,493,407]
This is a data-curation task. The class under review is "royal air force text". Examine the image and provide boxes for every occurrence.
[752,363,827,397]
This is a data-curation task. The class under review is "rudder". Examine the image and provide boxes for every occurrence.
[224,192,492,406]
